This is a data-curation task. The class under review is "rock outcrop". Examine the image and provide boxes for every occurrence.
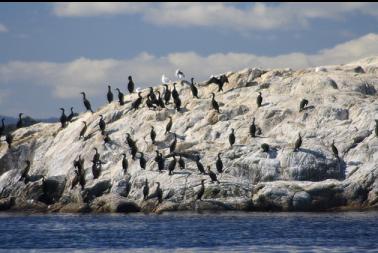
[1,57,378,213]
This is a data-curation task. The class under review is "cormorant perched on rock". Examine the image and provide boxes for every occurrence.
[206,75,228,92]
[0,118,5,137]
[93,148,100,164]
[139,152,146,170]
[178,155,185,170]
[170,133,177,153]
[168,156,176,175]
[250,117,256,138]
[92,159,102,179]
[195,156,205,174]
[131,145,138,160]
[59,108,67,128]
[331,140,339,159]
[294,133,302,152]
[155,151,165,173]
[74,156,86,190]
[19,160,31,184]
[148,87,158,105]
[155,91,165,108]
[131,92,143,111]
[143,179,149,200]
[229,128,235,147]
[80,92,93,113]
[174,96,182,112]
[104,133,111,144]
[122,153,128,174]
[155,182,163,203]
[207,166,220,184]
[216,153,223,173]
[146,96,157,110]
[71,170,80,190]
[99,115,106,135]
[261,143,270,152]
[128,76,135,94]
[375,120,378,137]
[197,179,205,200]
[163,84,171,105]
[211,93,220,113]
[126,133,136,149]
[257,92,262,108]
[107,85,114,104]
[5,133,13,149]
[16,113,23,129]
[190,78,199,98]
[79,121,87,140]
[165,116,173,134]
[115,88,125,106]
[299,99,309,112]
[150,126,156,144]
[172,83,179,101]
[67,107,76,122]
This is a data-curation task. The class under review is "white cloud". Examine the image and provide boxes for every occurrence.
[52,3,378,31]
[0,23,8,33]
[0,33,378,99]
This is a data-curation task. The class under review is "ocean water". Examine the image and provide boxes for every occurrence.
[0,211,377,252]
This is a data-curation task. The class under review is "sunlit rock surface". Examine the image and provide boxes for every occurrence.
[1,56,378,213]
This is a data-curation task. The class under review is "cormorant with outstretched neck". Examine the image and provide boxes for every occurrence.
[216,153,223,173]
[168,156,176,175]
[59,108,67,128]
[19,160,31,184]
[207,166,220,184]
[0,118,5,137]
[6,133,13,149]
[172,83,179,101]
[155,151,165,173]
[294,133,302,152]
[229,128,235,147]
[163,84,171,105]
[190,78,199,98]
[107,85,113,103]
[170,133,177,153]
[155,182,163,203]
[80,92,94,113]
[67,107,76,122]
[261,143,270,152]
[211,93,220,113]
[195,156,205,174]
[178,155,185,170]
[174,96,182,112]
[299,99,309,112]
[150,126,156,144]
[79,121,87,140]
[93,148,100,164]
[331,140,339,159]
[16,113,23,129]
[146,96,157,110]
[115,88,125,105]
[197,179,205,200]
[165,116,173,134]
[143,179,149,200]
[128,76,135,94]
[257,92,262,108]
[375,120,378,137]
[156,91,165,108]
[250,117,256,138]
[139,152,146,170]
[99,115,106,135]
[131,92,143,111]
[122,153,128,174]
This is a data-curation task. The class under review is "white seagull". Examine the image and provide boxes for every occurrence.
[175,69,185,80]
[162,74,171,84]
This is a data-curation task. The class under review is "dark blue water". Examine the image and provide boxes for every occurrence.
[0,211,378,252]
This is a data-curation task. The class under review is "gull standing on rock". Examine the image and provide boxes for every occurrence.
[162,74,170,84]
[175,69,185,80]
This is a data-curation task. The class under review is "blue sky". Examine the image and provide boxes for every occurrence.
[1,2,378,118]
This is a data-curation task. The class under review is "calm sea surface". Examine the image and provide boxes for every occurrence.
[0,211,377,252]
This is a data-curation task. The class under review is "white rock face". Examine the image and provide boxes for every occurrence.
[1,56,378,213]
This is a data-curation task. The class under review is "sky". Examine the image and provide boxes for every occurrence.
[1,2,378,118]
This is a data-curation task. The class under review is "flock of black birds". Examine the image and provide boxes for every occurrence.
[2,71,377,204]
